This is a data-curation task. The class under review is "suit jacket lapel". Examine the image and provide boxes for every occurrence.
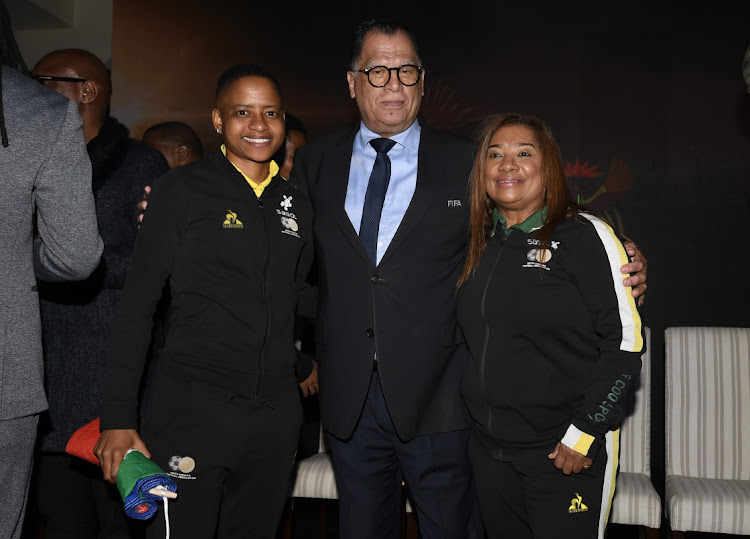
[330,129,373,264]
[379,123,440,266]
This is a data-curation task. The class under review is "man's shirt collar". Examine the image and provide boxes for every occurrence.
[356,120,420,154]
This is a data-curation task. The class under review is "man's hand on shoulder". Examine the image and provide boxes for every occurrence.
[137,185,151,226]
[622,240,647,306]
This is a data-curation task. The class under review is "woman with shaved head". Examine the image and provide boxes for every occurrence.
[94,64,317,538]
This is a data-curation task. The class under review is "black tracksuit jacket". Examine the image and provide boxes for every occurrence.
[457,212,644,461]
[100,151,314,430]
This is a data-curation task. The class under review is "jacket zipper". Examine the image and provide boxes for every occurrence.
[253,194,272,406]
[479,231,508,434]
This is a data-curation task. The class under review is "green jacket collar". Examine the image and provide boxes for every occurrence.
[492,207,547,238]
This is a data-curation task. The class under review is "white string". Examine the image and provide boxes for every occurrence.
[162,494,170,539]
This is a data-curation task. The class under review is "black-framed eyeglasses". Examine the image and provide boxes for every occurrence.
[32,75,87,84]
[354,64,423,87]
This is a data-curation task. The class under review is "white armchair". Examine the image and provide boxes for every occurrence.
[282,425,338,539]
[609,327,662,538]
[664,326,750,537]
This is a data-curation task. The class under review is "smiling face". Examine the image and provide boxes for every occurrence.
[484,124,545,225]
[211,75,285,179]
[346,30,424,137]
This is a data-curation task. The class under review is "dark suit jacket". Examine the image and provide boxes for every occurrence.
[291,121,477,441]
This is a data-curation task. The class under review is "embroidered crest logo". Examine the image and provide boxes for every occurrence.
[522,238,562,271]
[568,493,588,514]
[277,197,299,237]
[280,195,293,211]
[281,216,299,232]
[223,210,243,229]
[167,455,197,480]
[527,248,552,264]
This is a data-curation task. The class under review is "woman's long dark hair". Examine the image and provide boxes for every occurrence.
[457,113,580,288]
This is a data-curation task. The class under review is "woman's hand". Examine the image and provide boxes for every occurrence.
[548,442,593,475]
[94,429,151,483]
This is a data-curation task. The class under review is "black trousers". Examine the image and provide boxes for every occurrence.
[34,453,145,539]
[142,373,302,539]
[469,431,617,539]
[327,369,484,539]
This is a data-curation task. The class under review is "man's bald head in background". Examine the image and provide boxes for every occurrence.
[142,121,203,168]
[32,49,111,143]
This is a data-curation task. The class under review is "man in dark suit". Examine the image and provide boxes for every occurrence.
[291,18,647,539]
[290,19,483,538]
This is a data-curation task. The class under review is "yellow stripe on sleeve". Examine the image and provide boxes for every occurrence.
[580,214,643,353]
[561,425,596,456]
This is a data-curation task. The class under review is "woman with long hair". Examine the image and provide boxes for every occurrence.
[457,113,644,539]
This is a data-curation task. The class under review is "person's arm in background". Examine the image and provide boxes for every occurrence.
[548,216,645,475]
[98,151,169,289]
[34,98,103,281]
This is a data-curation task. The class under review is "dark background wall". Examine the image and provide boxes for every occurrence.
[112,0,750,504]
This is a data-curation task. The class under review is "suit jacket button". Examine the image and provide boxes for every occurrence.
[371,275,380,283]
[366,328,375,337]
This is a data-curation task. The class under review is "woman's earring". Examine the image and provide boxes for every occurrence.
[216,128,221,134]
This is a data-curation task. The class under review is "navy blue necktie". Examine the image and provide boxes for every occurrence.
[360,137,396,265]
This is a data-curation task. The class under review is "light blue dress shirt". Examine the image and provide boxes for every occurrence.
[345,120,421,265]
